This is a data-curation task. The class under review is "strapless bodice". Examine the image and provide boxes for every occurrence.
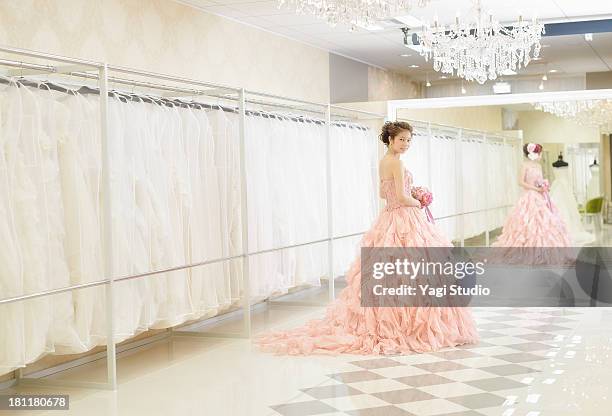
[524,164,544,186]
[380,168,412,208]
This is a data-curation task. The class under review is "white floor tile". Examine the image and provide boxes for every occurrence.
[320,394,389,411]
[396,398,470,415]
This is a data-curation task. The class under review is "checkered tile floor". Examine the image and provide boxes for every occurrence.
[268,308,583,416]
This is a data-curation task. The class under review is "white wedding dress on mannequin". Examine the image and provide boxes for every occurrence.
[586,162,601,201]
[550,166,594,245]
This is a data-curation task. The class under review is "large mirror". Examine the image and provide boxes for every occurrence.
[386,90,612,246]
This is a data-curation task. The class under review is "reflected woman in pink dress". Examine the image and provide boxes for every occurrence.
[256,122,479,355]
[492,143,571,247]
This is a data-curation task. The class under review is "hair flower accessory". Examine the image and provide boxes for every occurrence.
[526,143,543,160]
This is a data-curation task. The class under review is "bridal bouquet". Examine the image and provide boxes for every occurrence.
[536,179,552,211]
[536,179,550,192]
[411,186,435,223]
[411,186,433,208]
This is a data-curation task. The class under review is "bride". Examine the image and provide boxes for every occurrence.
[256,121,479,355]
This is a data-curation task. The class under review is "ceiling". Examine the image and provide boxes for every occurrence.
[174,0,612,82]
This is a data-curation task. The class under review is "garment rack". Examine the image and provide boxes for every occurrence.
[0,44,386,392]
[0,65,371,129]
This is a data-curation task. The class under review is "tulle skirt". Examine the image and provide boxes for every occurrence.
[493,190,571,248]
[255,205,480,355]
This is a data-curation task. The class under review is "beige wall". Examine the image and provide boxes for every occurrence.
[0,0,330,102]
[517,111,600,144]
[586,71,612,90]
[397,106,503,132]
[368,67,421,101]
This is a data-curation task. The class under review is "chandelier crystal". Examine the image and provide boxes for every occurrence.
[533,99,612,133]
[416,0,545,84]
[533,100,599,118]
[278,0,430,28]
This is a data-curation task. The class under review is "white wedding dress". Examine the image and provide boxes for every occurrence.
[0,79,379,376]
[549,166,594,245]
[586,164,601,201]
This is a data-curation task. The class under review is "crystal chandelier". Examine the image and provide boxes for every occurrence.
[533,100,599,118]
[278,0,430,28]
[416,0,545,84]
[534,99,612,132]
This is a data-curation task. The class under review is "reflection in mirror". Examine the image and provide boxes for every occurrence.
[387,91,612,247]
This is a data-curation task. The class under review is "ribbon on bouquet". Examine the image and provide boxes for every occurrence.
[536,181,553,212]
[424,206,435,224]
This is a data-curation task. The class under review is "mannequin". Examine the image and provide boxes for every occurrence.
[552,152,568,168]
[550,153,595,245]
[587,158,601,200]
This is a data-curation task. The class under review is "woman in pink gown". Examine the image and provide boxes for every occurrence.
[255,121,479,355]
[493,143,571,247]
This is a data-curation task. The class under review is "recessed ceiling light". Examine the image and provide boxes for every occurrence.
[549,69,558,73]
[394,15,424,28]
[585,33,593,41]
[493,82,512,94]
[439,75,448,79]
[533,57,542,61]
[542,44,551,48]
[409,64,419,68]
[400,53,412,57]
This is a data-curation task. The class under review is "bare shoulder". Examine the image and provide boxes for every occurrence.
[381,157,403,170]
[381,157,402,169]
[380,156,403,179]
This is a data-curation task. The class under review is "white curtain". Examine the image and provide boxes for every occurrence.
[0,81,378,375]
[401,121,520,242]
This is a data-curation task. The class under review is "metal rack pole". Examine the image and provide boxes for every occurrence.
[238,88,252,337]
[457,128,465,247]
[0,45,101,67]
[427,122,433,190]
[99,64,117,390]
[483,133,491,247]
[326,104,335,302]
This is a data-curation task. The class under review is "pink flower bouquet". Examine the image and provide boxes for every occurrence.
[536,179,550,193]
[411,186,433,208]
[411,186,435,223]
[536,179,553,211]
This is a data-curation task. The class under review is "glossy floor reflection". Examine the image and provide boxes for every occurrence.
[4,304,612,415]
[3,225,612,416]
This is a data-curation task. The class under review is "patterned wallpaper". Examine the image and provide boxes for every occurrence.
[0,0,330,103]
[368,66,421,101]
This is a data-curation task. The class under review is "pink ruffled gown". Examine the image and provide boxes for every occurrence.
[255,168,479,355]
[493,163,571,247]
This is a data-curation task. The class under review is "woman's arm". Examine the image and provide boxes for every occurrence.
[391,161,421,207]
[518,163,543,192]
